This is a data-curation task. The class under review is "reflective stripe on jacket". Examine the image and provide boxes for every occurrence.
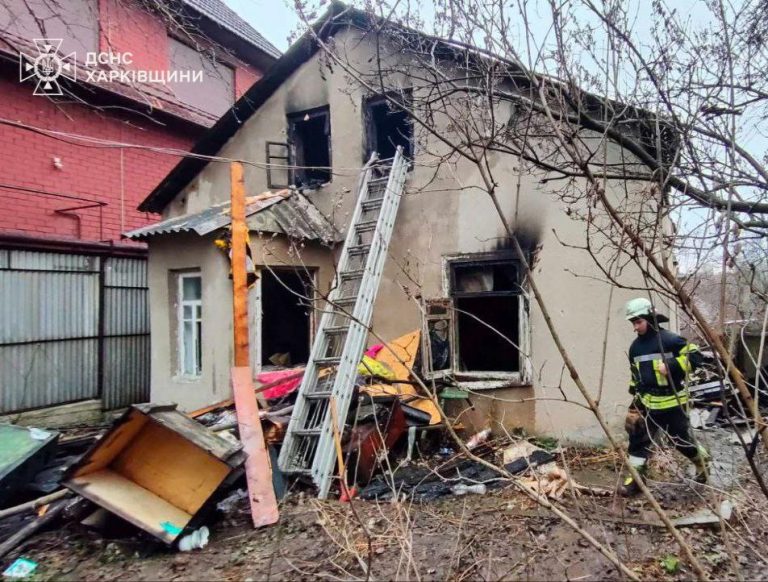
[628,327,702,410]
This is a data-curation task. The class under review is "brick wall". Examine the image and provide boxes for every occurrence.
[0,75,199,243]
[0,0,271,244]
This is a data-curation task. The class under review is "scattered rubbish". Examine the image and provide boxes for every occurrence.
[660,555,680,574]
[177,526,210,551]
[0,498,70,560]
[0,489,72,520]
[62,404,246,545]
[671,500,734,528]
[361,331,442,425]
[258,368,304,400]
[0,424,59,500]
[2,557,37,579]
[216,488,249,514]
[451,483,487,495]
[80,507,109,531]
[729,427,757,445]
[348,399,407,484]
[466,428,492,450]
[520,466,571,499]
[28,428,52,441]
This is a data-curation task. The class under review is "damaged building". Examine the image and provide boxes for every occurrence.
[127,3,671,443]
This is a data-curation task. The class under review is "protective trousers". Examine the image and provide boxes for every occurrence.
[626,405,699,463]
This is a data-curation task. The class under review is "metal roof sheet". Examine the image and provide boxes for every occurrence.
[125,190,340,244]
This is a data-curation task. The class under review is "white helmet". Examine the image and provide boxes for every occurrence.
[625,297,653,321]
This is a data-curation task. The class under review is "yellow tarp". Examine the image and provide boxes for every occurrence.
[360,330,442,425]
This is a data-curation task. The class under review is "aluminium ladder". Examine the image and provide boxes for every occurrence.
[277,146,408,498]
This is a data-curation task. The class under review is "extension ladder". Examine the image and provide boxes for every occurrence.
[278,146,408,498]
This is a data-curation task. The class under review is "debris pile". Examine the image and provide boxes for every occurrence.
[0,329,754,577]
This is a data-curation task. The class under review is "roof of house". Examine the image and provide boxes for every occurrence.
[181,0,281,59]
[138,1,356,213]
[138,1,671,214]
[126,189,341,244]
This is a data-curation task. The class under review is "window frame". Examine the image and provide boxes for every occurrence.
[363,90,414,162]
[441,252,531,385]
[177,271,203,378]
[287,105,332,187]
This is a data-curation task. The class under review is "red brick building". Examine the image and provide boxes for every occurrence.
[0,0,279,245]
[0,0,278,419]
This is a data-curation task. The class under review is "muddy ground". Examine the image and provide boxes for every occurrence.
[8,426,768,581]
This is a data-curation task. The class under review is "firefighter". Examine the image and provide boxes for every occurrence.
[619,297,710,496]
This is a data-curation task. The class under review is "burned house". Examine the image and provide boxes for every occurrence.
[127,4,672,442]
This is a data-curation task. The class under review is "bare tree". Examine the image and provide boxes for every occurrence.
[285,0,768,576]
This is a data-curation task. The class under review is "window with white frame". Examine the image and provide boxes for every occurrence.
[422,252,531,384]
[178,272,202,376]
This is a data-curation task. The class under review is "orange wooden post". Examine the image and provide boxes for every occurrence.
[230,162,250,367]
[230,162,279,527]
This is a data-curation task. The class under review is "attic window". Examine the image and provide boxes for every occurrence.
[288,106,331,188]
[364,92,413,160]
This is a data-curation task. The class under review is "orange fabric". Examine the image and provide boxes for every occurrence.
[361,330,442,425]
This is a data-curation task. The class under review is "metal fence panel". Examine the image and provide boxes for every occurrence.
[101,335,150,410]
[0,271,99,343]
[103,288,148,336]
[10,250,98,272]
[0,249,150,414]
[101,256,150,409]
[104,257,147,288]
[0,339,99,412]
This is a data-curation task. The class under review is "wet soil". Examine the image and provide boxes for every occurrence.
[7,430,768,581]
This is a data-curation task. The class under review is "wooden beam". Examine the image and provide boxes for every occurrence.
[231,367,279,527]
[230,162,249,368]
[229,162,279,528]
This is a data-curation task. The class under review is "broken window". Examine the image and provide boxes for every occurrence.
[449,256,526,375]
[288,106,332,188]
[364,92,413,160]
[178,272,202,376]
[421,298,455,380]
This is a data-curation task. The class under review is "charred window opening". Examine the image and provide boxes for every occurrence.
[261,268,314,367]
[364,92,413,160]
[288,106,331,188]
[450,259,522,373]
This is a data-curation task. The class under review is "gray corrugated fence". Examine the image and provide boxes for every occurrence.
[0,249,150,413]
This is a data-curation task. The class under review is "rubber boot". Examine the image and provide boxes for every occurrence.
[618,461,647,497]
[692,447,710,484]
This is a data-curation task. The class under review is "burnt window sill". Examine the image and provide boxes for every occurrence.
[454,374,530,390]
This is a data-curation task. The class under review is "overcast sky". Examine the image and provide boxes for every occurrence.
[223,0,298,53]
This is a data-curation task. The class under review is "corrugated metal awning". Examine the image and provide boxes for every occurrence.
[124,190,341,244]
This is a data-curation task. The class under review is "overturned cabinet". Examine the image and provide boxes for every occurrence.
[63,404,245,544]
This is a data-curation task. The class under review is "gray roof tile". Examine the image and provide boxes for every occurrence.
[182,0,281,58]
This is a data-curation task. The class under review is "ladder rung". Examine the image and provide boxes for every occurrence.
[304,391,333,400]
[362,198,384,211]
[314,356,341,366]
[348,244,371,255]
[368,175,390,183]
[325,325,350,334]
[356,220,378,232]
[333,298,357,310]
[340,269,365,280]
[292,428,323,437]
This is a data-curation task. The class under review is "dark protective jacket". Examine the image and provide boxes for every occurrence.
[628,326,703,410]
